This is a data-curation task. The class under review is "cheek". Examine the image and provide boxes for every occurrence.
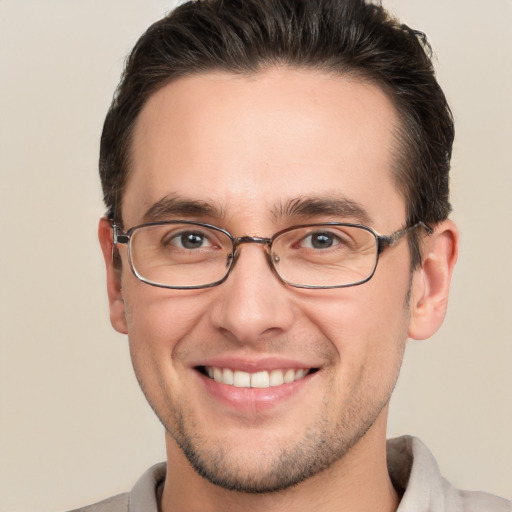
[122,283,212,377]
[124,282,210,339]
[122,285,214,415]
[299,265,411,375]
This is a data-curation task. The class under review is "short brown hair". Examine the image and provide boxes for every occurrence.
[99,0,454,266]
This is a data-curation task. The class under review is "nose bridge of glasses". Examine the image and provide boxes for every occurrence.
[233,235,272,247]
[230,236,275,267]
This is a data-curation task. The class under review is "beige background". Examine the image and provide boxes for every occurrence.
[0,1,511,511]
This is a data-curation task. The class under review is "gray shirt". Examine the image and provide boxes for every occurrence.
[70,436,511,512]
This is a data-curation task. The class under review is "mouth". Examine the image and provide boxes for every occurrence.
[197,366,318,389]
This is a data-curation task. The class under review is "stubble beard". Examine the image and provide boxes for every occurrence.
[162,332,408,494]
[170,395,392,494]
[131,288,411,494]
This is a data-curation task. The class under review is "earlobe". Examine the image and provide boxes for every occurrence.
[408,220,459,340]
[98,217,128,335]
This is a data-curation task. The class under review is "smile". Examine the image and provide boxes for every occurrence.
[201,366,315,388]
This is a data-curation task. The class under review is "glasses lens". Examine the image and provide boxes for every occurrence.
[271,225,378,287]
[129,223,233,288]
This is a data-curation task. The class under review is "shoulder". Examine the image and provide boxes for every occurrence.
[457,489,512,512]
[67,493,129,512]
[388,436,511,512]
[66,462,166,512]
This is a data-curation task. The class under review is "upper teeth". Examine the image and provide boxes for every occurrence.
[205,367,309,388]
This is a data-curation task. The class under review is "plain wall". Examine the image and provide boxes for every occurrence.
[0,1,510,511]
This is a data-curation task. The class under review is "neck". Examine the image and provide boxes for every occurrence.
[160,411,399,512]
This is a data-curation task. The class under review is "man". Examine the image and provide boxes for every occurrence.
[82,0,510,510]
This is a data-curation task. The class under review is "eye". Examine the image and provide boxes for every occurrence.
[300,231,341,249]
[166,231,213,250]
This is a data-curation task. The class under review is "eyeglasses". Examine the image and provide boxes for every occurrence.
[112,220,431,290]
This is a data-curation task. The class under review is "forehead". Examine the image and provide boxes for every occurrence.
[124,67,404,230]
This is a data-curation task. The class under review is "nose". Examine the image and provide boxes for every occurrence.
[209,242,295,345]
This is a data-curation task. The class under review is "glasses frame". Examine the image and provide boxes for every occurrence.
[112,220,432,290]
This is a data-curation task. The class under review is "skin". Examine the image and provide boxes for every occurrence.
[99,67,458,512]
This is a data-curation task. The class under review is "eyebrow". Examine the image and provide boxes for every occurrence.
[141,193,372,226]
[272,196,373,225]
[142,194,225,223]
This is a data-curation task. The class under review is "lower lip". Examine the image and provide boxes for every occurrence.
[197,370,314,413]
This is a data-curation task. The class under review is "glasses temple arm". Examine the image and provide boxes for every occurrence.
[112,224,130,245]
[377,221,433,253]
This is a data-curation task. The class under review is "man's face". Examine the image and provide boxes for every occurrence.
[113,68,415,491]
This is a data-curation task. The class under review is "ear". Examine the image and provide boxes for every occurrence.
[98,217,128,334]
[408,220,459,340]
